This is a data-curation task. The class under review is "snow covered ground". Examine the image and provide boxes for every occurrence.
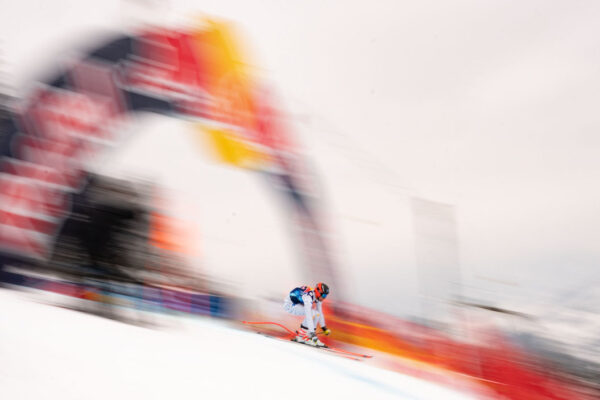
[0,289,480,400]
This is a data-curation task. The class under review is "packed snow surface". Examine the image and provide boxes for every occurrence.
[0,289,477,399]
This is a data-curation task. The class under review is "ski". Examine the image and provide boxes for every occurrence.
[243,320,374,359]
[255,331,364,362]
[318,344,373,359]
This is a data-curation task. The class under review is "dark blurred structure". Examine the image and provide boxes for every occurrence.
[48,173,150,284]
[0,170,232,321]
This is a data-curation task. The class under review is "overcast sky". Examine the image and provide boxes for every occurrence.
[2,0,600,317]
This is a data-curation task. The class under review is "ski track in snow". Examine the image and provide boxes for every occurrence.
[0,289,477,400]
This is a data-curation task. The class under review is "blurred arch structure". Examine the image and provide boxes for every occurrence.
[0,17,338,293]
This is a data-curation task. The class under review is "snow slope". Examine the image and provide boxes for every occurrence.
[0,289,478,400]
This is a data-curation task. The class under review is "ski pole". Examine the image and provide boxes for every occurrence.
[242,321,296,335]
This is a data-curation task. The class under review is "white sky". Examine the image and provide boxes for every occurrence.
[2,0,600,317]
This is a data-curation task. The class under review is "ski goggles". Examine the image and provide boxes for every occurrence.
[317,291,327,300]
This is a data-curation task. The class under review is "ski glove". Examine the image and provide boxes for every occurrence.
[321,326,331,336]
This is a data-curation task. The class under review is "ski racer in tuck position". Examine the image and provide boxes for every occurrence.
[283,283,330,347]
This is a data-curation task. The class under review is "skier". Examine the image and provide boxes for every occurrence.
[283,282,330,347]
